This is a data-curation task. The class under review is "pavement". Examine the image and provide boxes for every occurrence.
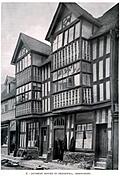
[1,154,80,170]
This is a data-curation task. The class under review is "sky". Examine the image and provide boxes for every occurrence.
[1,1,116,84]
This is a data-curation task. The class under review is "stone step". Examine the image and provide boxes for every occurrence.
[94,166,106,170]
[95,161,106,168]
[97,158,107,162]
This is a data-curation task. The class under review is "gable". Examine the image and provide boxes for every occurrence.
[45,2,100,41]
[54,5,77,33]
[17,45,29,60]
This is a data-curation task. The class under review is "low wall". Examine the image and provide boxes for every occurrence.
[63,151,95,169]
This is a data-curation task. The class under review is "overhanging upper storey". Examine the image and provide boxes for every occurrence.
[45,2,101,41]
[11,33,51,65]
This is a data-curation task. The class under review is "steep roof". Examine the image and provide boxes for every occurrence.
[45,2,101,41]
[91,3,119,38]
[1,88,15,102]
[4,75,15,85]
[11,33,51,64]
[1,75,16,102]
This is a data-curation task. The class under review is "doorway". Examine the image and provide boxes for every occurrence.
[54,128,64,160]
[96,124,108,158]
[41,127,47,156]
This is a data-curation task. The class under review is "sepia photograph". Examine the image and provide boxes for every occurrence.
[1,0,119,173]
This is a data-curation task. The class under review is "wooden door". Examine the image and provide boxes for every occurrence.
[96,124,108,158]
[54,129,64,160]
[41,127,47,155]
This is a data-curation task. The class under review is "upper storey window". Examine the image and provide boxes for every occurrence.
[106,35,110,54]
[16,53,31,73]
[99,37,104,57]
[53,22,80,52]
[92,40,97,60]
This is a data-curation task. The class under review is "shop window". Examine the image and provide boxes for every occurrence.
[20,121,26,148]
[1,127,8,146]
[28,122,39,148]
[75,123,93,149]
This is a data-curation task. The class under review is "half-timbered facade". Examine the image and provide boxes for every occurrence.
[45,3,119,169]
[1,76,16,155]
[9,2,119,169]
[11,33,51,156]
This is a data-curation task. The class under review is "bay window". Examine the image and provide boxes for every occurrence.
[20,121,26,148]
